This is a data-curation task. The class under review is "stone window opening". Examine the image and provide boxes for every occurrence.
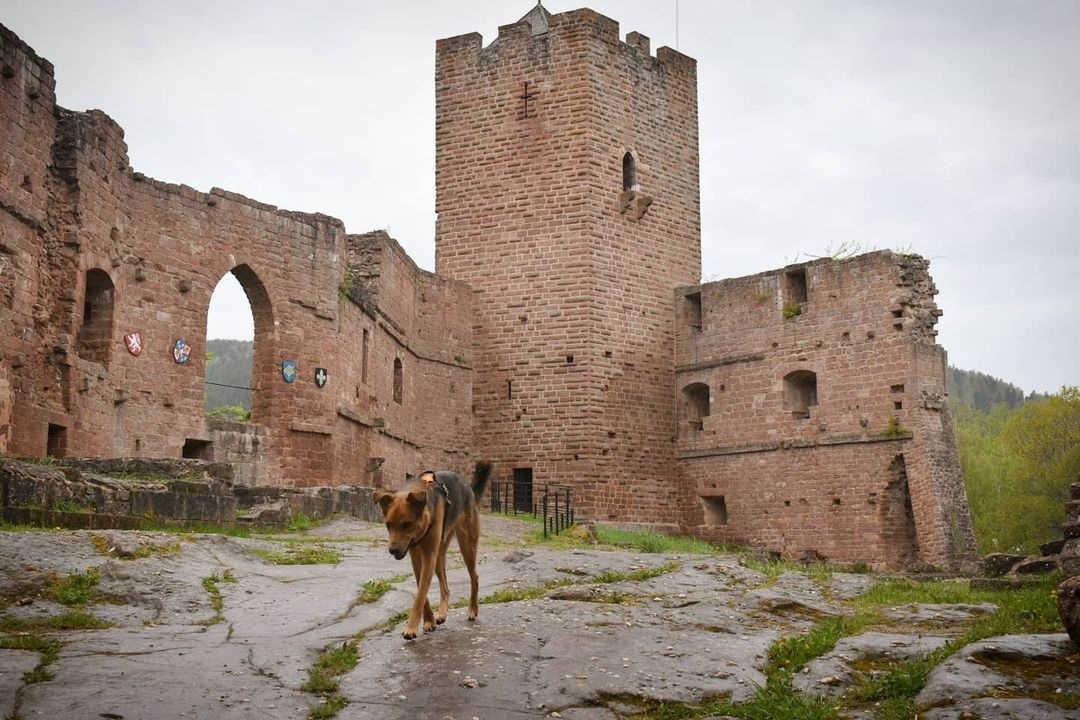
[361,329,370,385]
[701,495,728,526]
[783,268,808,305]
[619,151,652,219]
[684,292,702,331]
[76,269,115,364]
[182,439,212,460]
[393,358,403,404]
[781,269,807,319]
[681,382,710,432]
[783,370,818,418]
[622,152,637,191]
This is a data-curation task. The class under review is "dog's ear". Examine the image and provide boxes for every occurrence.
[374,490,394,515]
[406,489,427,508]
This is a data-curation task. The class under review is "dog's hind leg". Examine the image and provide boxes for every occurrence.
[406,548,436,639]
[456,516,481,621]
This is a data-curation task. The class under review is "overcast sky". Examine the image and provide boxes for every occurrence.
[5,1,1078,394]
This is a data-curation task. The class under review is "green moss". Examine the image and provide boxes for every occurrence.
[254,543,341,565]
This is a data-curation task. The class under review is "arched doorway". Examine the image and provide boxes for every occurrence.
[204,265,273,422]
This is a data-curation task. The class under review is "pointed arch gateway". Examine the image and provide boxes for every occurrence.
[204,264,275,423]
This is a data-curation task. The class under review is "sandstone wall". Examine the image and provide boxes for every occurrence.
[434,9,700,521]
[675,252,976,569]
[0,23,472,487]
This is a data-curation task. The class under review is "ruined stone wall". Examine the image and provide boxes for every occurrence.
[338,231,473,488]
[0,24,472,488]
[0,25,56,455]
[434,9,700,521]
[675,252,975,570]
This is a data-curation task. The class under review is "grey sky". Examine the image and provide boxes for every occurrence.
[5,1,1078,394]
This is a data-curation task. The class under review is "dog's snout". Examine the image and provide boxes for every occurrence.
[390,547,406,560]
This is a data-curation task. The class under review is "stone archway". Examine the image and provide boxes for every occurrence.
[221,264,274,423]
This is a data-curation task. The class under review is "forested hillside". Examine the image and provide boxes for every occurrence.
[204,339,252,413]
[952,380,1079,554]
[947,366,1026,410]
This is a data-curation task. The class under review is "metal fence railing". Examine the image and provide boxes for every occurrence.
[490,481,575,538]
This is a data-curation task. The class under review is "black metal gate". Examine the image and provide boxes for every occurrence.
[490,474,575,538]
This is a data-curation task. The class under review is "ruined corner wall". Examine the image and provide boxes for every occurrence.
[675,251,976,570]
[0,24,57,456]
[434,9,700,522]
[335,231,474,489]
[0,24,473,488]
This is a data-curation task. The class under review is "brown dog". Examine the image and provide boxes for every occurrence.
[373,462,491,639]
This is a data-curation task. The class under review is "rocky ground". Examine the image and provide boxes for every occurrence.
[0,516,1076,720]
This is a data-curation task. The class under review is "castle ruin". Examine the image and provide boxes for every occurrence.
[0,6,976,569]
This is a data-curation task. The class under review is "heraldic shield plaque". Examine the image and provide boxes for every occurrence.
[173,338,191,364]
[314,367,328,388]
[282,360,297,383]
[124,331,143,356]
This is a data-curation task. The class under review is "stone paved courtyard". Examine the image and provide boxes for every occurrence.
[1,517,1076,720]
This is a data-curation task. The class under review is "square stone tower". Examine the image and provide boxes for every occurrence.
[435,6,701,521]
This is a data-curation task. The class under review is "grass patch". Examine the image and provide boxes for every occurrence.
[0,630,63,684]
[302,642,359,719]
[520,522,722,555]
[146,522,252,538]
[0,610,111,633]
[200,570,237,625]
[309,694,349,719]
[476,561,680,607]
[769,613,878,682]
[303,642,359,693]
[253,543,342,565]
[738,555,837,586]
[89,534,182,560]
[358,574,410,604]
[47,567,100,606]
[598,528,719,555]
[51,499,95,513]
[0,521,64,532]
[622,572,1064,720]
[287,512,315,532]
[837,574,1064,714]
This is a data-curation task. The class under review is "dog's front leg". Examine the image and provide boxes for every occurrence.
[405,548,436,639]
[434,538,452,625]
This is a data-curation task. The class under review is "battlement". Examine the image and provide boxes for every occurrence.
[436,7,695,80]
[0,23,55,94]
[1,23,58,226]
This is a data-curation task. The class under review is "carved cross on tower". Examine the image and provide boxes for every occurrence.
[520,80,538,119]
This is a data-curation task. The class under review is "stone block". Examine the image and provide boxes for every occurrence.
[1058,575,1080,648]
[1040,538,1066,556]
[979,553,1024,577]
[1013,557,1059,575]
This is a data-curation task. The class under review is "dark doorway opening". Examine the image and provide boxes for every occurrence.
[513,467,534,513]
[46,424,67,458]
[182,439,213,460]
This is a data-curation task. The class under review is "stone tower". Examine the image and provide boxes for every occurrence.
[434,6,701,521]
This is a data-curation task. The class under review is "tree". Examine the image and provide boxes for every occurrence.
[959,386,1080,554]
[1000,386,1080,544]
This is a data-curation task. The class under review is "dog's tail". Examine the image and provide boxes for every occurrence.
[472,461,492,500]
